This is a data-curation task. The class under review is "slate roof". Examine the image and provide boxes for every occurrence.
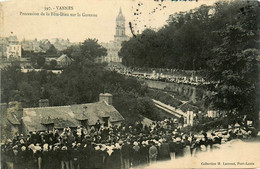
[41,116,54,124]
[22,101,124,132]
[7,35,18,42]
[56,54,71,62]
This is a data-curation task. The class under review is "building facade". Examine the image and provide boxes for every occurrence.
[46,54,72,68]
[1,34,22,59]
[1,93,124,140]
[6,44,22,59]
[98,8,129,63]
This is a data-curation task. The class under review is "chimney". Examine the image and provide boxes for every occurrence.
[99,93,113,105]
[39,99,49,107]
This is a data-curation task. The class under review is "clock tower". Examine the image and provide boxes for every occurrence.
[98,8,129,63]
[114,8,128,42]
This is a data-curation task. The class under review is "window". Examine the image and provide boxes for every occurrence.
[102,117,109,127]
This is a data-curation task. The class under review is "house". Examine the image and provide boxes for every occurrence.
[46,54,72,68]
[1,93,124,140]
[1,34,22,59]
[6,45,22,59]
[56,54,72,67]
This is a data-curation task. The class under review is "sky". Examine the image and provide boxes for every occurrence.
[0,0,218,43]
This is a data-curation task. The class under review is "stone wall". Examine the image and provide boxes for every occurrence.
[141,79,209,104]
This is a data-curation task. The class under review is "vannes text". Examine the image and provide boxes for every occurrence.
[44,6,74,11]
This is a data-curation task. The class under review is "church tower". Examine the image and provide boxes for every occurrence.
[98,8,129,63]
[114,8,128,42]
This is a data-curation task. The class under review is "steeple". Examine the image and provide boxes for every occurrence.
[116,7,125,20]
[114,8,127,42]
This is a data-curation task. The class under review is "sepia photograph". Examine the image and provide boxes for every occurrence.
[0,0,260,168]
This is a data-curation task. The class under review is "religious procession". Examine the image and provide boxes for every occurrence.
[1,118,257,169]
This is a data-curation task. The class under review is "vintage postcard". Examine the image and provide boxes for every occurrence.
[1,0,259,169]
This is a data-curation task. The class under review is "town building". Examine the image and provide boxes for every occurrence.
[1,93,124,140]
[21,38,50,53]
[46,54,73,68]
[21,38,34,51]
[56,54,73,67]
[21,38,73,54]
[97,8,129,63]
[6,45,22,59]
[50,38,72,51]
[1,34,22,59]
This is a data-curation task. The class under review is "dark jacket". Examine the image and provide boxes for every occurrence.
[159,142,170,160]
[121,143,131,159]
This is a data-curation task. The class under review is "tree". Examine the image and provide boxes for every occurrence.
[0,62,22,103]
[63,45,81,62]
[80,39,107,62]
[136,97,160,120]
[119,7,214,70]
[36,56,46,68]
[17,81,40,107]
[206,1,260,126]
[63,39,107,63]
[50,60,57,69]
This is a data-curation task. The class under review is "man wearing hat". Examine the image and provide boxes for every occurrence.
[158,139,170,161]
[95,120,101,131]
[174,137,184,159]
[169,137,176,160]
[51,145,61,169]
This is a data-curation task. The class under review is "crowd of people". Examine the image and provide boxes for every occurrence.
[1,118,256,169]
[108,65,212,87]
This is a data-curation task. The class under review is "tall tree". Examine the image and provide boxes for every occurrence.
[80,38,107,62]
[36,56,46,68]
[206,1,260,125]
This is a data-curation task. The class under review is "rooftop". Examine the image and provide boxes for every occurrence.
[22,101,124,131]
